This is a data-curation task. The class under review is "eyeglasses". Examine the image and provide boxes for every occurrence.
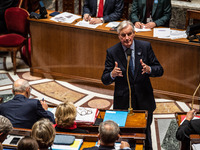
[120,32,133,38]
[77,107,93,116]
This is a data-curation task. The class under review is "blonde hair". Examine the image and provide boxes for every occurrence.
[55,101,77,127]
[31,119,55,149]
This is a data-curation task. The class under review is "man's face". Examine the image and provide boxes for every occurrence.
[118,25,135,48]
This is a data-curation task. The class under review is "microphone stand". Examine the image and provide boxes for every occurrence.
[191,82,200,110]
[126,49,134,116]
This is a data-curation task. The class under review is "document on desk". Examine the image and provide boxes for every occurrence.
[52,139,83,150]
[50,12,81,23]
[192,144,200,150]
[134,27,151,32]
[153,28,170,38]
[75,20,103,29]
[103,110,128,127]
[105,22,120,28]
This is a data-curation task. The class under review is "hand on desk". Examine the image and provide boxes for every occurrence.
[134,22,156,29]
[89,18,103,24]
[120,141,130,149]
[83,14,91,21]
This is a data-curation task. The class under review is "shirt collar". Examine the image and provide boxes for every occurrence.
[122,40,135,52]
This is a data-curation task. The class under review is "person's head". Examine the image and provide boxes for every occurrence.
[98,120,120,146]
[55,101,77,127]
[117,20,135,48]
[12,79,31,98]
[17,136,39,150]
[31,119,55,149]
[0,115,13,143]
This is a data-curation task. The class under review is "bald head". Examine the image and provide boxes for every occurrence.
[13,79,30,96]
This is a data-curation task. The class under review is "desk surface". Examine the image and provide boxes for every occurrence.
[29,11,200,102]
[4,128,145,150]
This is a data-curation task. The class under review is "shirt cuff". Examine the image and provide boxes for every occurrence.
[110,72,115,80]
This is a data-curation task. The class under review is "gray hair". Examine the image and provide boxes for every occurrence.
[117,20,135,34]
[13,80,30,93]
[0,115,13,135]
[98,120,120,144]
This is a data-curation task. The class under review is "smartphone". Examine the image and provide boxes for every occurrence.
[49,11,60,17]
[10,137,21,145]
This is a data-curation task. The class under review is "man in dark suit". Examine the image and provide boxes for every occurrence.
[0,79,55,129]
[130,0,171,29]
[83,0,124,24]
[176,109,200,150]
[83,120,130,150]
[101,20,163,150]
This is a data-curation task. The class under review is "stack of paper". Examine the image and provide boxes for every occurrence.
[75,107,99,125]
[75,19,103,29]
[50,12,81,23]
[153,28,187,39]
[52,139,83,150]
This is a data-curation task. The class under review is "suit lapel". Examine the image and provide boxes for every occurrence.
[94,0,98,15]
[134,40,142,80]
[152,0,158,17]
[103,0,108,12]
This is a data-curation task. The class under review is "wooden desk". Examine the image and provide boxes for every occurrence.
[78,110,147,134]
[5,128,145,150]
[29,11,200,102]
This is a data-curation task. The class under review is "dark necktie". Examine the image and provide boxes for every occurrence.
[126,49,134,75]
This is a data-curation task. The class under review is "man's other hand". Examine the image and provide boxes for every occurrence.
[83,14,91,21]
[40,100,48,110]
[111,61,123,78]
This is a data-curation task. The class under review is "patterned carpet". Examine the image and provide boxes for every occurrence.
[0,54,195,150]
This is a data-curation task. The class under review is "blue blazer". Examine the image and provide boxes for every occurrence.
[83,0,124,23]
[0,94,55,129]
[101,40,163,113]
[130,0,171,27]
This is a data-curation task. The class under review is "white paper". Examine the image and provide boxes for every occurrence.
[106,22,120,28]
[50,12,81,23]
[170,30,187,39]
[192,143,200,150]
[76,107,98,123]
[2,135,23,146]
[75,19,103,29]
[134,27,151,32]
[153,28,170,38]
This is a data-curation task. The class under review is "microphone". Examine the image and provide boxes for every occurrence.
[126,48,134,116]
[191,82,200,110]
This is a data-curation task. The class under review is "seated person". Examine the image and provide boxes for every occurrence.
[0,115,13,149]
[176,109,200,150]
[130,0,171,29]
[31,119,55,150]
[17,136,39,150]
[83,0,124,24]
[54,101,88,133]
[83,120,130,150]
[0,79,55,129]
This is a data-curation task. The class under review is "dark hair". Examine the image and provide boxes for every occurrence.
[17,136,39,150]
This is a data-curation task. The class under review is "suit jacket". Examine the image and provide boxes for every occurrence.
[130,0,171,27]
[101,40,163,113]
[0,94,55,129]
[83,0,124,23]
[176,119,200,141]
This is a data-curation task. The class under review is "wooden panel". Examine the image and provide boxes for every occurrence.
[29,11,200,102]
